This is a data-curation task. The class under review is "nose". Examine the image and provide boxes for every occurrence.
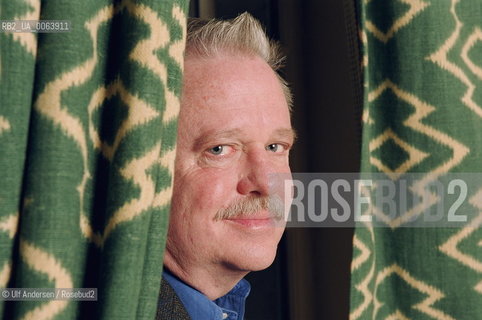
[236,148,272,196]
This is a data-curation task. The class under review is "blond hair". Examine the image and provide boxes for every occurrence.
[186,12,292,109]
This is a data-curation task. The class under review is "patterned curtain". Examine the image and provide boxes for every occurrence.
[350,0,482,319]
[0,0,188,318]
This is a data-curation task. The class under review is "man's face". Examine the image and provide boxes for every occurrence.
[165,53,293,276]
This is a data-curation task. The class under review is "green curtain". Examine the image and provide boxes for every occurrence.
[0,0,188,318]
[350,0,482,319]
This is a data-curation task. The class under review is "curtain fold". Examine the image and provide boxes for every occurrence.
[0,0,188,318]
[350,1,482,319]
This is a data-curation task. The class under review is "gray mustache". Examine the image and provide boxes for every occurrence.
[214,195,285,221]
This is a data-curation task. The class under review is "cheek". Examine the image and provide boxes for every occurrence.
[175,167,238,215]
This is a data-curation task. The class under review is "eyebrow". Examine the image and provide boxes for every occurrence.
[193,129,244,149]
[193,127,297,150]
[274,128,297,143]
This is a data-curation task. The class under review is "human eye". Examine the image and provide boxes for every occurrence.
[207,145,226,156]
[206,145,234,156]
[266,143,288,153]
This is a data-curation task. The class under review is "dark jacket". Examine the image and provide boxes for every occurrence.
[156,277,191,320]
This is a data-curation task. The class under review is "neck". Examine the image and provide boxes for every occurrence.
[163,251,248,300]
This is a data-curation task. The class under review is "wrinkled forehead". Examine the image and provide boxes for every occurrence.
[181,54,287,109]
[177,54,292,143]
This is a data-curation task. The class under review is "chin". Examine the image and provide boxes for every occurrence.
[248,258,276,272]
[225,243,278,272]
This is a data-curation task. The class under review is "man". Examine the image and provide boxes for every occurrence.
[157,12,295,320]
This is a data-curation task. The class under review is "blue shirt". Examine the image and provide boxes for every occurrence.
[163,270,251,320]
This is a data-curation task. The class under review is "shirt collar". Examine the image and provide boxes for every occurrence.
[163,269,251,320]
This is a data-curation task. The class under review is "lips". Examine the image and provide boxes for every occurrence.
[225,217,274,228]
[224,210,278,228]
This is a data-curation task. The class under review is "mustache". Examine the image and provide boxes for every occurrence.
[214,195,285,221]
